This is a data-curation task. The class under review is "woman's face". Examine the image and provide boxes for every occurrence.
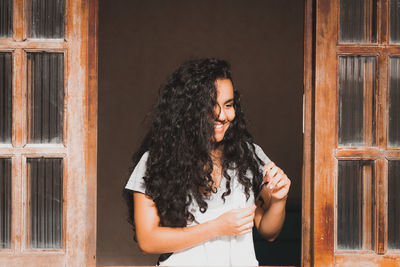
[213,79,236,143]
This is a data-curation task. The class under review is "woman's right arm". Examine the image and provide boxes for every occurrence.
[134,192,255,254]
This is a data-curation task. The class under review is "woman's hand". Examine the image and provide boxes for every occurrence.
[253,162,290,241]
[214,205,256,236]
[263,162,291,202]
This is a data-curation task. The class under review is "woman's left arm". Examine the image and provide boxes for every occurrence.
[254,161,291,241]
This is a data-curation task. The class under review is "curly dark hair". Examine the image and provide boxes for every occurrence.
[123,58,265,260]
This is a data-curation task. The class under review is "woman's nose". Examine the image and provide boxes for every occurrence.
[218,107,226,121]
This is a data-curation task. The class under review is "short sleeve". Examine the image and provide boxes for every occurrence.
[253,143,271,177]
[125,151,149,194]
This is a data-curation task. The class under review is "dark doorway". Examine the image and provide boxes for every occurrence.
[97,0,304,265]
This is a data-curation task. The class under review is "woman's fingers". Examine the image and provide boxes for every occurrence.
[264,161,275,170]
[238,227,253,235]
[234,205,256,218]
[238,221,254,232]
[263,161,284,183]
[268,170,284,189]
[237,211,255,224]
[269,166,280,179]
[262,162,291,200]
[263,162,275,182]
[217,206,257,236]
[270,176,291,200]
[235,206,256,233]
[276,177,288,189]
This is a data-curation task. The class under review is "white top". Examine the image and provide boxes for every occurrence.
[125,144,270,266]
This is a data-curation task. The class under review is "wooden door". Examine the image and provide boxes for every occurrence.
[0,0,97,266]
[306,0,400,265]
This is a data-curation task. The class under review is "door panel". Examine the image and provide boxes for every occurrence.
[312,0,400,265]
[0,0,96,266]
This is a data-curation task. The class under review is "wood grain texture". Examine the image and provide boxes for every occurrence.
[0,0,95,266]
[87,0,98,265]
[313,0,400,264]
[302,0,314,266]
[314,0,337,266]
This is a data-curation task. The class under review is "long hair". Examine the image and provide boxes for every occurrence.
[123,58,264,258]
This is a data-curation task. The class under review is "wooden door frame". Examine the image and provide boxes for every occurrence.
[89,1,307,266]
[302,0,314,266]
[0,0,98,265]
[302,0,400,266]
[87,0,98,266]
[89,1,310,266]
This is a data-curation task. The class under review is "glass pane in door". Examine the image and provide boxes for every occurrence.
[28,53,64,144]
[340,0,377,43]
[0,158,11,249]
[338,56,376,147]
[390,0,400,43]
[0,53,12,143]
[0,0,12,37]
[388,160,400,249]
[28,158,63,249]
[29,0,65,39]
[337,160,374,250]
[389,57,400,146]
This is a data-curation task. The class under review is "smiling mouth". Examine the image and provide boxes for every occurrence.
[214,122,228,132]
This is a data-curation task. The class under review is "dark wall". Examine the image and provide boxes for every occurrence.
[97,0,304,265]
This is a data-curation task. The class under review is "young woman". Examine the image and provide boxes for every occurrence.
[124,58,291,266]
